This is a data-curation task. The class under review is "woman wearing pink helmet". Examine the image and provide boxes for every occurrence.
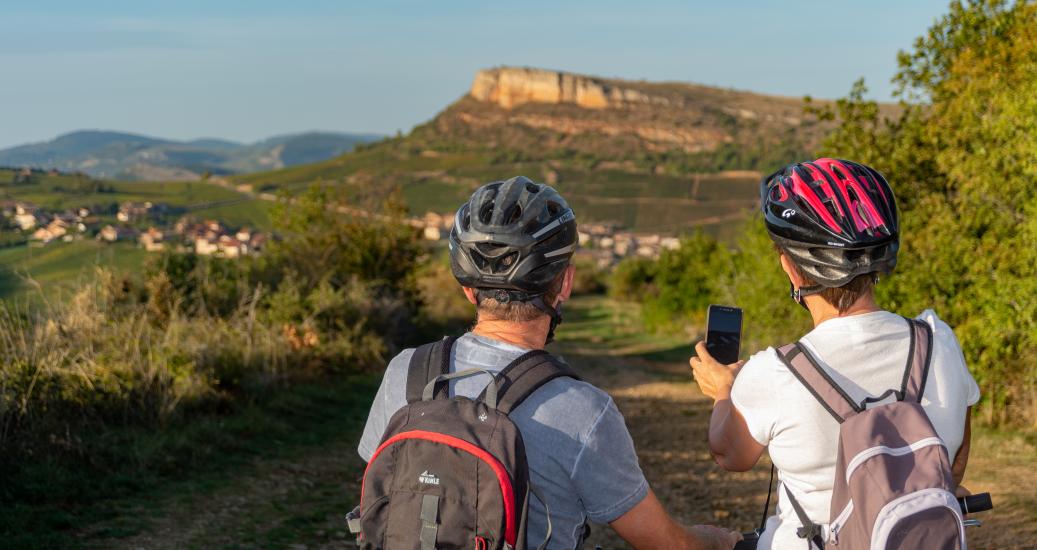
[691,159,980,549]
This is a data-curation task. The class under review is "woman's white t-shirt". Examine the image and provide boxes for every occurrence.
[730,310,980,550]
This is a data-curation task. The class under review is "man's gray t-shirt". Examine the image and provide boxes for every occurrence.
[358,333,648,549]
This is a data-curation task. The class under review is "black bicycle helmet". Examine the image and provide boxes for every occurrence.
[449,176,577,339]
[761,158,899,297]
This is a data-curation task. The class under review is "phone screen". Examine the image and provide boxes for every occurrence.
[705,305,742,364]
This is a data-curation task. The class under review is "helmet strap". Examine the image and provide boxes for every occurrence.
[529,295,563,345]
[789,283,825,311]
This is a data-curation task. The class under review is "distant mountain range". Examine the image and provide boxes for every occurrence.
[0,130,383,180]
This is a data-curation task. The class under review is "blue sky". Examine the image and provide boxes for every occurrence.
[0,0,950,149]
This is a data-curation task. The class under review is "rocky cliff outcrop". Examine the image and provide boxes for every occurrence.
[470,67,662,110]
[419,66,894,163]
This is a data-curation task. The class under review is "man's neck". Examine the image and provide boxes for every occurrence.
[471,316,551,350]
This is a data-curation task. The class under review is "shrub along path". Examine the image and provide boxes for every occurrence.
[89,295,1035,549]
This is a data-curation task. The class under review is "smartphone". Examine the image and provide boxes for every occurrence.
[705,304,742,364]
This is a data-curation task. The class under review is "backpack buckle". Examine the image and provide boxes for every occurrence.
[346,505,362,534]
[796,523,823,540]
[796,523,826,548]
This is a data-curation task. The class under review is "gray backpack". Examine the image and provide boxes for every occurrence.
[347,337,579,550]
[775,318,965,549]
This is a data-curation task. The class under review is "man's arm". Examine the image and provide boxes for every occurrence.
[690,342,765,472]
[610,488,740,550]
[571,395,739,549]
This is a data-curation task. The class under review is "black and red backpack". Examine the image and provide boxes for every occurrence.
[347,336,580,550]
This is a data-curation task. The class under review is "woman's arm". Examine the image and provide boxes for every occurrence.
[707,398,765,472]
[690,342,766,472]
[952,406,973,493]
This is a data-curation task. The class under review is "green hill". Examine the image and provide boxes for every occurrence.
[230,66,875,234]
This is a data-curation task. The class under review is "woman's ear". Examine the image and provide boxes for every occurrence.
[463,287,478,305]
[779,253,804,290]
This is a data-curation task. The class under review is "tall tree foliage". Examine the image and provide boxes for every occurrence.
[613,1,1036,426]
[816,0,1037,424]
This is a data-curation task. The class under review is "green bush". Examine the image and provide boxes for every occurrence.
[0,173,441,547]
[571,254,608,296]
[610,256,657,302]
[610,233,730,331]
[0,184,428,463]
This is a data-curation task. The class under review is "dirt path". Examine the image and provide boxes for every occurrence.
[96,295,1034,549]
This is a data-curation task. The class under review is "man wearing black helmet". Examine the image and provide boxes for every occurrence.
[358,177,739,549]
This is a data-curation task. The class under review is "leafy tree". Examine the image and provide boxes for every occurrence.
[611,1,1037,425]
[815,0,1037,425]
[266,184,423,304]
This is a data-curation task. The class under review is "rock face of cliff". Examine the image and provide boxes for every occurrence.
[414,66,853,162]
[470,67,662,110]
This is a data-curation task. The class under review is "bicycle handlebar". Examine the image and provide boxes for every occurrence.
[959,492,992,514]
[733,493,992,550]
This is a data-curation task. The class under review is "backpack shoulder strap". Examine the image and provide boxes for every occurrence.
[900,317,934,403]
[405,336,459,403]
[481,350,581,415]
[775,342,861,423]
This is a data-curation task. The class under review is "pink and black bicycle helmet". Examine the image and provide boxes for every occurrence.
[761,158,899,293]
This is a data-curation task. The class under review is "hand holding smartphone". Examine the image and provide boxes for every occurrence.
[704,304,742,364]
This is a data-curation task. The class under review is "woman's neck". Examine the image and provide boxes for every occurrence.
[805,292,883,327]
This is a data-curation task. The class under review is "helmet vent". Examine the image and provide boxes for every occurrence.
[497,252,518,271]
[526,182,540,193]
[479,203,494,224]
[471,252,490,271]
[547,202,561,216]
[505,205,523,225]
[857,203,875,235]
[821,196,842,221]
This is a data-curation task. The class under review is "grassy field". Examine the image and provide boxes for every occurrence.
[5,375,378,549]
[2,171,239,209]
[1,169,272,228]
[0,169,273,301]
[0,240,147,301]
[231,143,760,235]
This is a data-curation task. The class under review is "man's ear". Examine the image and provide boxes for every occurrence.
[779,253,804,290]
[463,287,478,305]
[556,264,576,305]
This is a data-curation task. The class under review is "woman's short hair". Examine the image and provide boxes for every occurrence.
[780,247,878,313]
